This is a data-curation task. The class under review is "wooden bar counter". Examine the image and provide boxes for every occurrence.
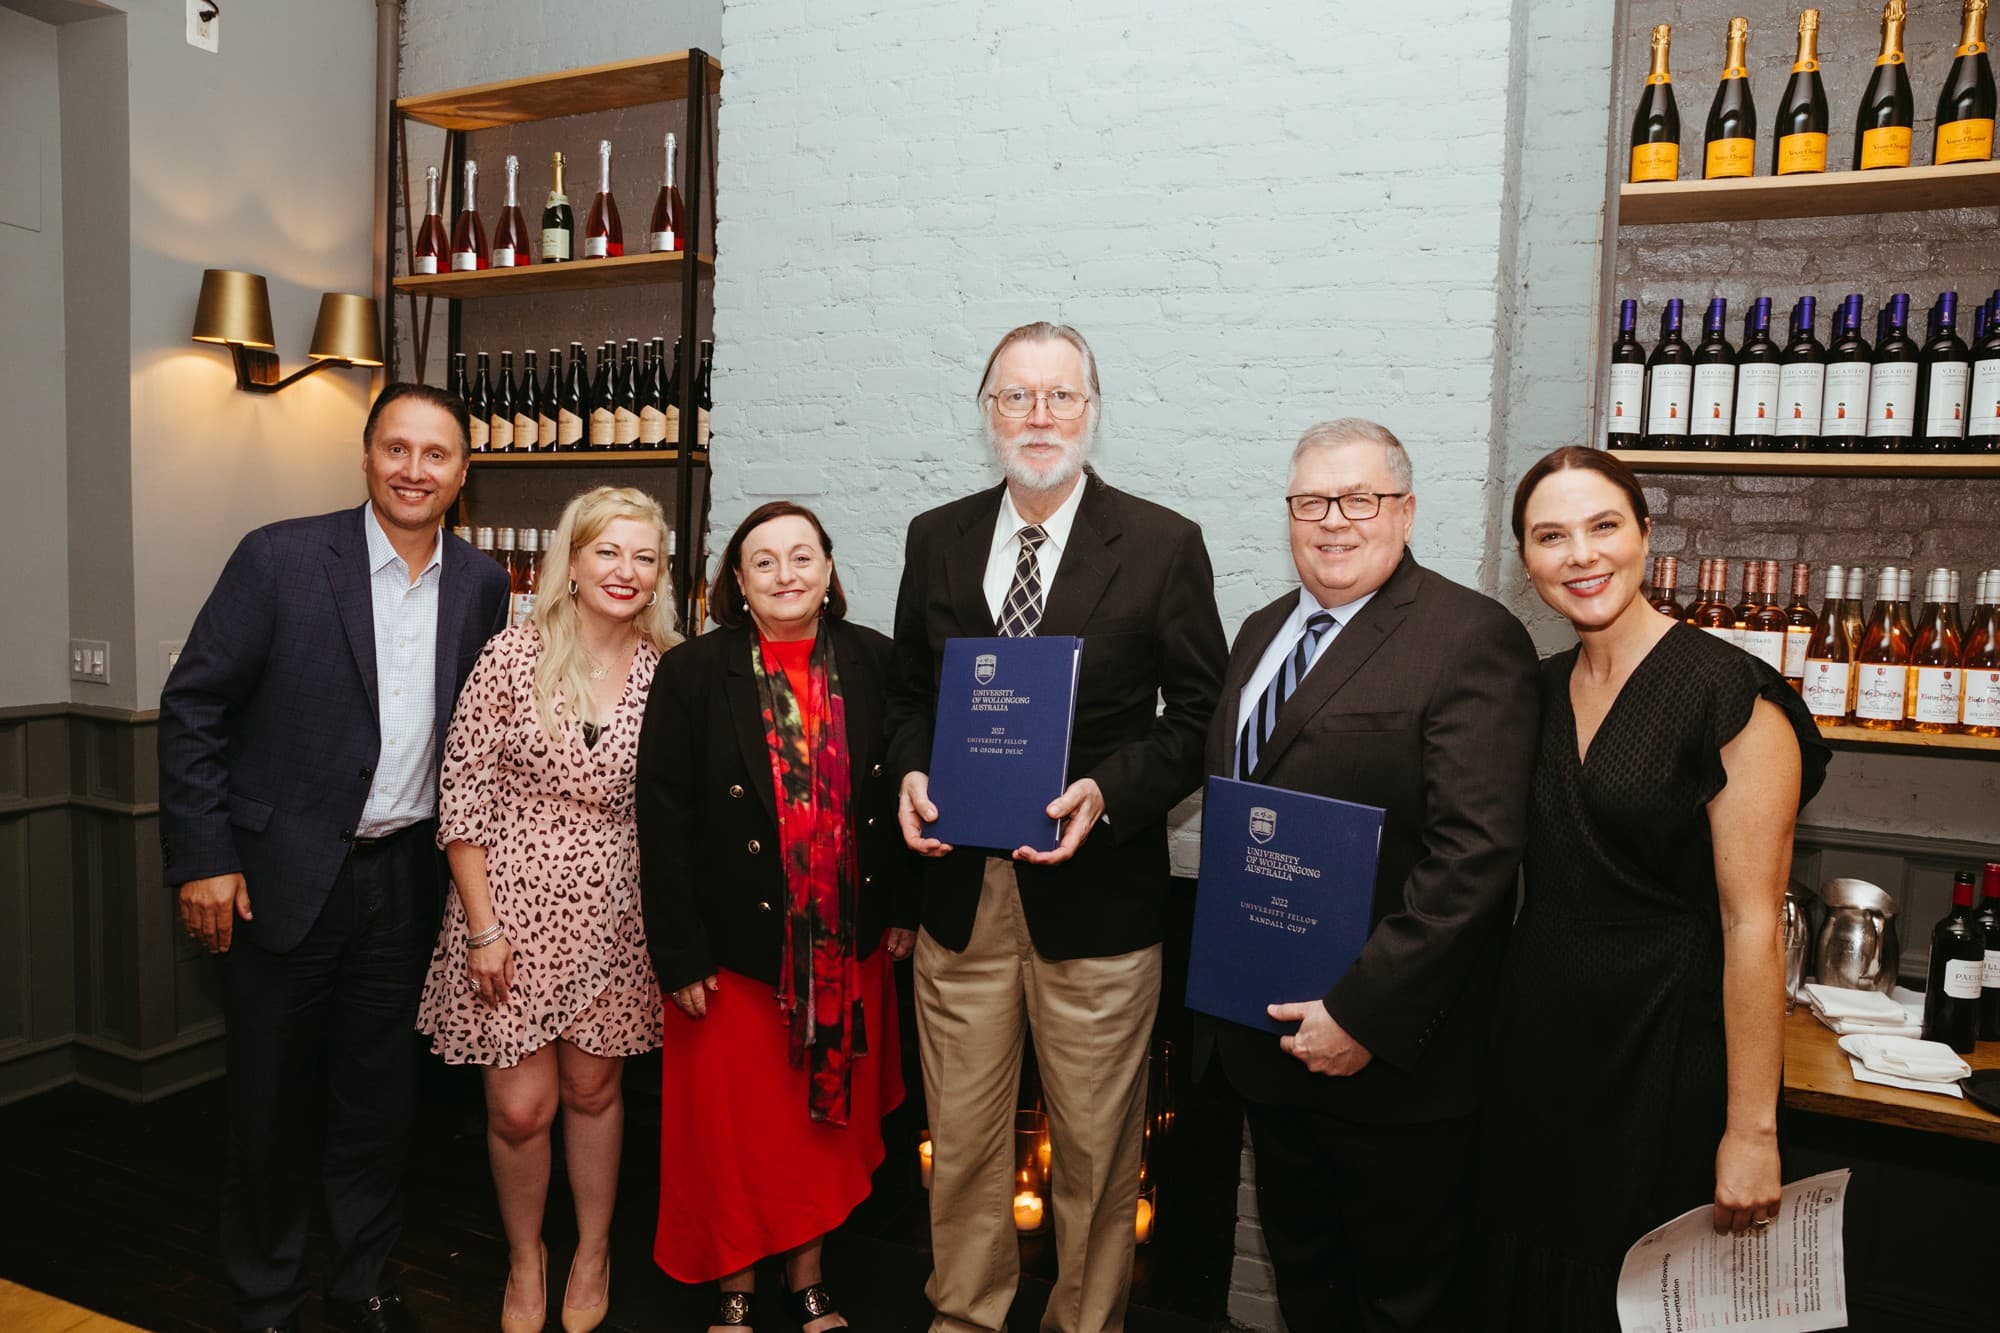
[1783,1007,2000,1145]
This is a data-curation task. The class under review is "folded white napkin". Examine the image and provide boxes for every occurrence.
[1814,1012,1925,1038]
[1837,1033,1973,1083]
[1804,983,1910,1021]
[1846,1057,1966,1098]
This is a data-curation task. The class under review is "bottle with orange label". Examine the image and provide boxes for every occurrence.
[1704,17,1757,179]
[1854,2,1915,170]
[1773,10,1829,176]
[1631,24,1682,183]
[1933,0,1995,165]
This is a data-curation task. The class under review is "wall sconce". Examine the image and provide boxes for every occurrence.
[191,269,382,393]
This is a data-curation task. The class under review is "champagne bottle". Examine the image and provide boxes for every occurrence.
[1643,299,1693,449]
[1733,298,1781,450]
[1819,294,1871,451]
[1782,561,1817,687]
[697,339,715,449]
[1866,294,1919,451]
[413,165,448,275]
[665,336,685,443]
[1853,566,1909,728]
[1917,292,1972,452]
[649,132,686,253]
[491,350,516,452]
[1689,297,1737,450]
[516,349,540,452]
[1800,564,1851,718]
[1705,18,1758,178]
[1961,571,2000,735]
[1775,296,1824,450]
[1630,25,1682,182]
[1924,872,1984,1055]
[539,348,560,450]
[450,159,488,272]
[492,154,532,268]
[1773,10,1829,175]
[1973,292,2000,451]
[639,341,668,447]
[584,139,624,258]
[468,351,492,453]
[1909,567,1965,732]
[1933,0,1996,165]
[1975,862,2000,1040]
[1854,1,1915,169]
[559,342,588,450]
[1605,300,1647,449]
[590,342,616,448]
[615,338,642,448]
[541,151,574,263]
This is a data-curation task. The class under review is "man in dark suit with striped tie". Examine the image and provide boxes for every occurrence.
[1197,418,1539,1333]
[887,322,1226,1333]
[159,384,511,1333]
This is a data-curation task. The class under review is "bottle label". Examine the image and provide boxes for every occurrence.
[1853,664,1905,720]
[1801,658,1851,717]
[1691,364,1737,433]
[542,228,571,260]
[1743,629,1785,671]
[1783,626,1811,678]
[539,412,559,446]
[1986,948,2000,991]
[1859,125,1912,170]
[1912,666,1962,724]
[1645,364,1693,435]
[511,592,537,630]
[650,230,677,253]
[1945,958,1983,1001]
[589,407,614,447]
[665,405,681,439]
[1776,132,1828,175]
[514,413,537,450]
[1705,138,1755,179]
[490,416,513,450]
[1733,363,1781,437]
[414,255,438,275]
[1965,670,2000,726]
[1820,362,1871,437]
[698,407,712,447]
[1702,626,1739,648]
[640,405,667,445]
[1936,118,1995,165]
[1630,142,1679,183]
[1866,362,1918,436]
[1778,363,1825,435]
[1970,361,2000,437]
[558,409,584,447]
[451,250,479,272]
[491,245,517,268]
[584,235,610,258]
[1606,364,1646,438]
[614,407,640,446]
[1923,362,1970,439]
[468,416,489,451]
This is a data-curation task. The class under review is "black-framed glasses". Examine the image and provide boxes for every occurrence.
[1285,491,1408,522]
[987,386,1091,421]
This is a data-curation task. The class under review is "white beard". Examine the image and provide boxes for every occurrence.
[989,424,1090,493]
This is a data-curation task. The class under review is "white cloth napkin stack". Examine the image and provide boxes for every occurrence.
[1837,1033,1973,1084]
[1803,983,1923,1038]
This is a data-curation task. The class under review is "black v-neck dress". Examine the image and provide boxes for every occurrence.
[1479,622,1829,1331]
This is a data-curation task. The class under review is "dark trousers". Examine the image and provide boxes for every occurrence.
[1241,1100,1477,1333]
[216,823,440,1329]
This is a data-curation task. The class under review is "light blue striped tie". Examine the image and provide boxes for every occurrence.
[1235,610,1337,780]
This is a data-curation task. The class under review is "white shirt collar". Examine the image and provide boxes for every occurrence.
[363,503,443,579]
[997,474,1087,555]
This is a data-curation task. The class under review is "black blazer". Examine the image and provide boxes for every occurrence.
[884,470,1228,961]
[1197,551,1540,1124]
[635,618,918,994]
[158,505,511,952]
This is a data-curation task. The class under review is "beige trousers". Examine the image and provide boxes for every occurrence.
[915,857,1163,1333]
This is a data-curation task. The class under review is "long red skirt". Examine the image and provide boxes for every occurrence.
[653,946,903,1282]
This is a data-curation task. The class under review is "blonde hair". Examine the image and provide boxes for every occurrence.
[531,486,681,739]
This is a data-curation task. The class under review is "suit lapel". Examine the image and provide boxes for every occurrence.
[722,627,782,828]
[945,483,1005,637]
[1210,595,1295,776]
[434,534,476,742]
[325,506,380,717]
[1035,473,1118,636]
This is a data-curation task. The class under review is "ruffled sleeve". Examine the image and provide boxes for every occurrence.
[1695,646,1832,810]
[436,627,525,848]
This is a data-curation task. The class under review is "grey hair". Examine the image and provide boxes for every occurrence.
[1288,418,1414,492]
[976,322,1102,434]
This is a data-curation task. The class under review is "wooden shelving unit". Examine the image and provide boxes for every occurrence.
[393,251,713,300]
[1814,722,2000,758]
[1618,160,2000,226]
[1609,450,2000,477]
[469,449,706,468]
[397,52,723,130]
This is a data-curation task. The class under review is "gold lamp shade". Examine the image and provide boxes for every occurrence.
[308,293,383,366]
[191,268,277,348]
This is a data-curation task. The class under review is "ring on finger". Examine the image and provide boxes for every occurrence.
[1752,1217,1773,1228]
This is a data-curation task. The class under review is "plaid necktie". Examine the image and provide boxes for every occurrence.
[1235,610,1337,779]
[998,525,1049,638]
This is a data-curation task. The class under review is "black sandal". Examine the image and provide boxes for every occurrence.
[713,1289,755,1327]
[787,1283,846,1328]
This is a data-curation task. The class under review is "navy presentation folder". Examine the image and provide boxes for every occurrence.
[1187,776,1385,1034]
[925,636,1082,853]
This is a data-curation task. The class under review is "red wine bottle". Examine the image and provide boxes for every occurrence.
[1820,294,1871,451]
[1924,871,1985,1054]
[615,338,641,448]
[412,165,448,275]
[541,151,574,263]
[515,350,541,452]
[584,139,623,259]
[1775,296,1825,451]
[1971,293,2000,452]
[467,351,492,453]
[1689,297,1736,450]
[1733,297,1780,450]
[590,342,616,447]
[450,160,488,272]
[559,342,588,450]
[1918,292,1972,452]
[649,132,686,253]
[1933,0,1996,165]
[539,348,561,450]
[491,350,517,452]
[1606,299,1646,449]
[1866,293,1919,452]
[1975,861,2000,1041]
[1642,299,1693,450]
[491,154,532,268]
[1854,1,1915,169]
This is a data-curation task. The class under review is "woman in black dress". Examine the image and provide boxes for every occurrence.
[1481,447,1829,1330]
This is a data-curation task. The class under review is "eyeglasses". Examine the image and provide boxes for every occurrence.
[1285,492,1408,522]
[987,386,1091,421]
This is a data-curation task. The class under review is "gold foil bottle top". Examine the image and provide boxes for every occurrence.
[1799,8,1820,35]
[1884,0,1906,23]
[1728,16,1749,42]
[1651,22,1672,52]
[1648,23,1673,79]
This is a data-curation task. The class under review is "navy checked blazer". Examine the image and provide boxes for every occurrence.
[158,504,511,953]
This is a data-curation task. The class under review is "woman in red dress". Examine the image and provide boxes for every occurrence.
[636,501,916,1332]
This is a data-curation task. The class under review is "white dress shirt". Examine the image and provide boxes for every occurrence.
[1233,585,1378,741]
[357,505,445,836]
[981,478,1089,622]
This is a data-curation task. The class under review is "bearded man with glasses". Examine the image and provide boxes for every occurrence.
[885,322,1226,1333]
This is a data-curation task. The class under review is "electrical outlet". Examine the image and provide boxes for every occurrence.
[70,638,110,685]
[186,0,219,54]
[163,640,186,676]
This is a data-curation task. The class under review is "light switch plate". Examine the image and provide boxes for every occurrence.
[186,0,219,53]
[70,639,110,685]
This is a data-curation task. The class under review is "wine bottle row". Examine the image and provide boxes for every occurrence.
[1645,555,2000,733]
[1607,289,2000,452]
[1925,862,2000,1056]
[412,136,686,273]
[448,337,714,454]
[1630,3,1997,183]
[456,524,700,633]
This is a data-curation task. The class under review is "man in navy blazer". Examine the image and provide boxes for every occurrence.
[159,384,510,1333]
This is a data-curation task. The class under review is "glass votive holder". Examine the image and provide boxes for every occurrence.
[1013,1108,1050,1234]
[1134,1183,1158,1245]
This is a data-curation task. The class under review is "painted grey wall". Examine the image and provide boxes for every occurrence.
[0,8,71,708]
[399,0,723,97]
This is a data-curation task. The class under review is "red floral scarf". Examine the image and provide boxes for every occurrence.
[751,630,866,1125]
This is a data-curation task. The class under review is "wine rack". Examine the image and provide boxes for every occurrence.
[1618,159,2000,226]
[1607,450,2000,477]
[1814,722,2000,758]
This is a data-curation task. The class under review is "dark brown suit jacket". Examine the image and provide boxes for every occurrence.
[885,470,1228,961]
[1198,550,1540,1123]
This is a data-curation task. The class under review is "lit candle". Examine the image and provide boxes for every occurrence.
[1037,1137,1052,1171]
[1134,1196,1155,1244]
[918,1139,934,1190]
[1013,1191,1045,1233]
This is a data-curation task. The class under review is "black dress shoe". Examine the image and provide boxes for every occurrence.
[325,1293,421,1333]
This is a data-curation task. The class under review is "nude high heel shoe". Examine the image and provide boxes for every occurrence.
[560,1253,610,1333]
[500,1241,547,1333]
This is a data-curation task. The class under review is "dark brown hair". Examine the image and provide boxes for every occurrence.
[363,381,470,456]
[710,500,849,630]
[1510,446,1650,549]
